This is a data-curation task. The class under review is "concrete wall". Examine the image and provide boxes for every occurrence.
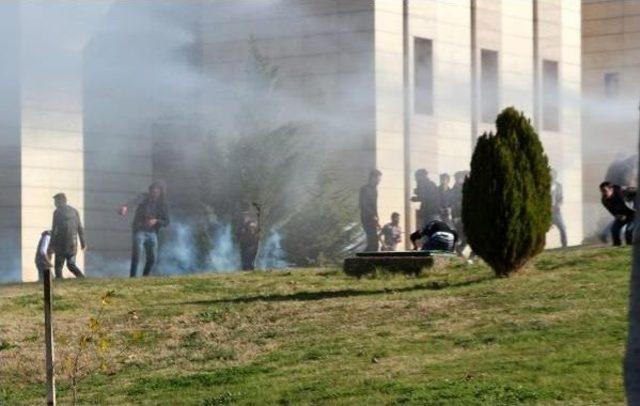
[83,13,155,277]
[537,0,583,246]
[582,0,640,238]
[372,0,582,247]
[0,1,22,283]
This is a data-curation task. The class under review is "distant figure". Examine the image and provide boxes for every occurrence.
[410,220,458,253]
[237,204,261,270]
[119,182,170,277]
[380,212,402,251]
[51,193,86,279]
[35,230,53,281]
[599,181,635,246]
[438,173,452,224]
[412,169,440,226]
[551,170,568,248]
[360,169,382,252]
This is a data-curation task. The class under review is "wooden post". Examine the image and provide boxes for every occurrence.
[43,268,56,406]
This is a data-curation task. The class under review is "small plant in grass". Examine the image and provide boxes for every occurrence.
[56,290,139,405]
[463,107,552,277]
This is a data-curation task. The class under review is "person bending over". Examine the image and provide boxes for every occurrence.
[410,220,458,253]
[599,181,636,246]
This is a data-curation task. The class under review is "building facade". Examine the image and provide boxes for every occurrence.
[4,0,634,283]
[199,0,583,249]
[582,0,640,238]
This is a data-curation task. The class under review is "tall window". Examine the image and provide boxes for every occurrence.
[542,60,560,131]
[480,49,499,122]
[414,37,433,115]
[604,72,620,99]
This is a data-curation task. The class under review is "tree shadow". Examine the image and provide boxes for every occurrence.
[180,275,494,306]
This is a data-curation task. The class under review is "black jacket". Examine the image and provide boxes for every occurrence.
[602,185,635,218]
[51,205,85,256]
[132,196,170,233]
[359,183,378,224]
[410,220,458,244]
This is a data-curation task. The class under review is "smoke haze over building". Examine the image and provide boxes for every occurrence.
[0,0,638,282]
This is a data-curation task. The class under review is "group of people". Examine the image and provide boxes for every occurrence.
[359,165,639,255]
[359,169,469,256]
[33,158,637,280]
[36,182,171,280]
[35,181,267,280]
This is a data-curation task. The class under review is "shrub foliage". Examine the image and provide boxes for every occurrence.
[462,107,552,276]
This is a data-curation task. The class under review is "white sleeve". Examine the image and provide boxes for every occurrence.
[39,234,51,257]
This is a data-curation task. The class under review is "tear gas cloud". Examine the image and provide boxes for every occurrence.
[7,1,639,276]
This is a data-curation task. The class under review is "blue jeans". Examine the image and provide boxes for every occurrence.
[130,231,158,277]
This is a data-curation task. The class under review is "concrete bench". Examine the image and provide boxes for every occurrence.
[343,251,454,278]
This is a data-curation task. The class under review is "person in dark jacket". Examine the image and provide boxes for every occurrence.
[360,169,382,252]
[51,193,86,278]
[600,181,636,246]
[551,170,568,248]
[238,216,260,271]
[410,220,458,252]
[411,169,440,226]
[119,182,170,277]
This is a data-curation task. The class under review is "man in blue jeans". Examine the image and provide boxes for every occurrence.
[119,182,170,277]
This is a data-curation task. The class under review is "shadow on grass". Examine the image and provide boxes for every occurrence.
[180,275,494,306]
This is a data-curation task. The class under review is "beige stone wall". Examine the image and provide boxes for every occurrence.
[582,0,640,238]
[0,1,22,283]
[538,0,583,246]
[18,2,86,281]
[373,0,582,247]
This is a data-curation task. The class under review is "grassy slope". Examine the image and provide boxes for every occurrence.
[0,246,630,405]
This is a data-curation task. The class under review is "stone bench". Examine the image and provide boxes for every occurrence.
[343,251,454,278]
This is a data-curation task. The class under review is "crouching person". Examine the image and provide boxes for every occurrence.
[410,220,458,253]
[600,182,635,246]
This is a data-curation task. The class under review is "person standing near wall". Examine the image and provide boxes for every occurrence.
[412,169,440,226]
[360,169,382,252]
[438,173,452,225]
[51,193,86,279]
[551,169,568,248]
[119,182,170,277]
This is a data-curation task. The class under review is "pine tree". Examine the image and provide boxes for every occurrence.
[462,107,552,277]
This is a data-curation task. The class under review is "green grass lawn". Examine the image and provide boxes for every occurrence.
[0,246,631,405]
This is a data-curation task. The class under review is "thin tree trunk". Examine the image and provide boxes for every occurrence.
[625,100,640,403]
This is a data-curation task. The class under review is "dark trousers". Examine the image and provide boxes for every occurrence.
[611,217,634,246]
[130,231,158,277]
[54,254,84,278]
[240,245,258,270]
[362,221,379,252]
[552,207,568,248]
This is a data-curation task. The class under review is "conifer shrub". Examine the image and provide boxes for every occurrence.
[462,107,552,277]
